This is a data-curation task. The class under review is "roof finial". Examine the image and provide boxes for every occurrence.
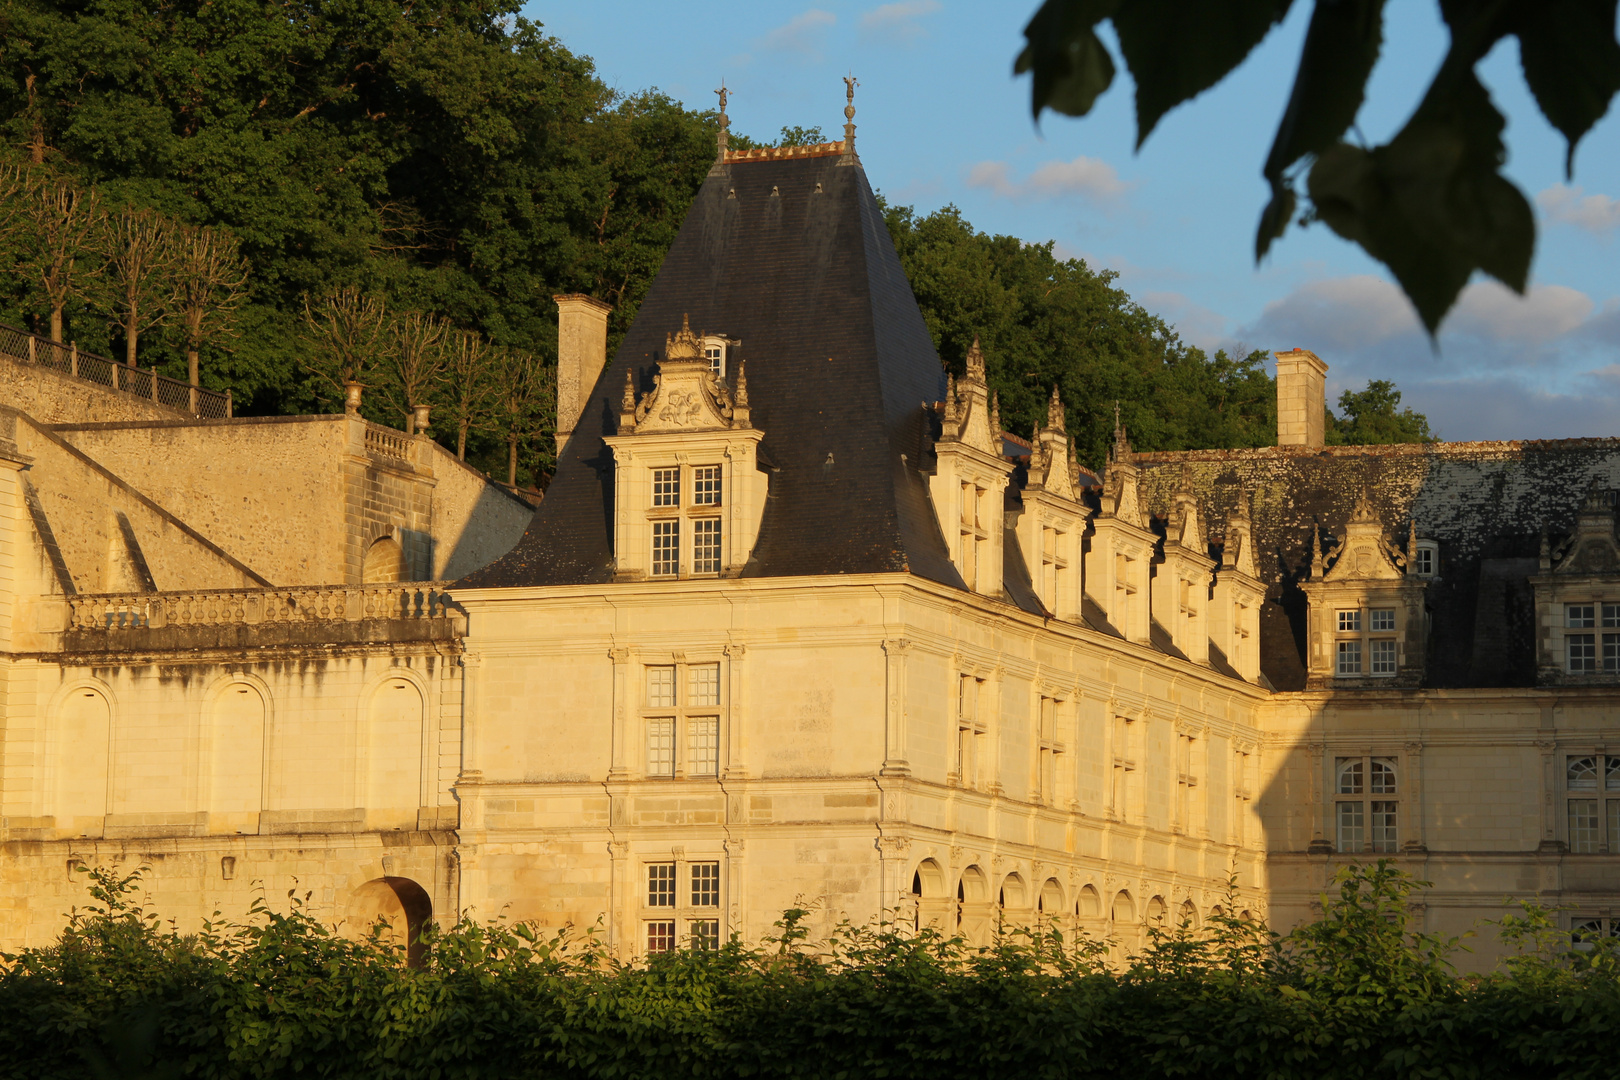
[989,392,1001,440]
[1047,384,1065,433]
[840,75,859,163]
[715,81,730,163]
[964,336,985,384]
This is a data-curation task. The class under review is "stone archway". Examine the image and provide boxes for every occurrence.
[347,876,433,967]
[363,535,405,584]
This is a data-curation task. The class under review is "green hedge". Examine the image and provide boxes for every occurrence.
[2,862,1616,1079]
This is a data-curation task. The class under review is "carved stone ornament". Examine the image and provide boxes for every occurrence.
[937,337,1000,455]
[1321,489,1407,581]
[619,314,751,435]
[1551,482,1620,574]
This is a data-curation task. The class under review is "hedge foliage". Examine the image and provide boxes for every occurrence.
[2,861,1617,1079]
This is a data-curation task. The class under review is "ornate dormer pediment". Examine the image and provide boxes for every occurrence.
[1084,416,1155,645]
[1321,490,1407,582]
[939,338,1000,456]
[1549,484,1620,574]
[1221,490,1258,579]
[1098,419,1143,527]
[1026,386,1078,502]
[1016,385,1090,621]
[619,315,750,436]
[1212,490,1265,682]
[929,337,1010,596]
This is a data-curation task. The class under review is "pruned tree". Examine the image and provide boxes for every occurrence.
[437,329,502,460]
[380,310,449,433]
[1016,0,1620,334]
[300,286,389,405]
[169,224,249,391]
[490,346,554,486]
[14,171,103,342]
[100,206,178,367]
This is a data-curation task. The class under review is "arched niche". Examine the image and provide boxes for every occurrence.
[1076,884,1102,918]
[912,859,945,898]
[209,682,265,831]
[957,865,988,903]
[54,687,110,835]
[1179,899,1200,929]
[1111,890,1134,924]
[367,676,424,828]
[1037,878,1064,915]
[363,534,405,584]
[347,876,433,967]
[998,873,1027,910]
[1146,896,1167,925]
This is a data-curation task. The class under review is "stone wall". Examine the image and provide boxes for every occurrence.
[0,352,184,425]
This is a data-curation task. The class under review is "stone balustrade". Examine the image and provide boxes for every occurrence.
[68,583,456,633]
[363,424,414,461]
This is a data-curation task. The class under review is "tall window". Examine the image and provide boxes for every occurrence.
[1566,603,1620,674]
[1035,696,1064,804]
[1336,756,1398,853]
[1038,526,1068,614]
[959,483,988,588]
[956,674,986,788]
[1566,754,1620,852]
[646,463,724,577]
[1111,715,1136,823]
[1175,732,1199,834]
[643,662,722,778]
[644,859,722,953]
[1334,607,1398,677]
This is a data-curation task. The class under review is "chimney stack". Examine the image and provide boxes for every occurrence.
[1274,347,1327,447]
[554,294,612,453]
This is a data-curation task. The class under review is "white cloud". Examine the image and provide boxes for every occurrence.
[860,0,942,44]
[966,156,1128,203]
[1142,290,1231,353]
[757,9,836,55]
[1538,184,1620,233]
[1445,281,1594,344]
[1244,275,1420,353]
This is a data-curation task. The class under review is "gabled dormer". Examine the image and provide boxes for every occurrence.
[1531,484,1620,684]
[1300,491,1427,688]
[929,338,1008,596]
[602,315,766,581]
[1014,386,1091,620]
[1083,421,1154,644]
[1210,491,1266,682]
[1151,470,1215,664]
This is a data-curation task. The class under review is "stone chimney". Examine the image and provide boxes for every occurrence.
[1274,347,1327,447]
[554,294,612,453]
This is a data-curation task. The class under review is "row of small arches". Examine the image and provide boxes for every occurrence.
[911,859,1252,926]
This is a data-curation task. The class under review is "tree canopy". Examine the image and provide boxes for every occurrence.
[1328,378,1439,445]
[1016,0,1620,335]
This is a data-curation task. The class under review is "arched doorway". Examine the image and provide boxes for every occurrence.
[363,535,404,584]
[347,876,433,967]
[209,683,265,833]
[366,677,424,829]
[911,859,948,930]
[54,688,110,836]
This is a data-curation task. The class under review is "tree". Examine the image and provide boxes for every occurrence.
[1327,379,1437,445]
[778,125,826,146]
[380,311,449,434]
[437,329,502,461]
[300,287,389,405]
[168,224,250,393]
[1015,1,1620,334]
[490,346,553,486]
[13,170,102,343]
[99,205,177,367]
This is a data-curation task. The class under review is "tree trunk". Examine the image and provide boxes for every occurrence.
[507,435,518,485]
[125,295,139,367]
[457,421,468,461]
[188,347,199,387]
[49,305,63,344]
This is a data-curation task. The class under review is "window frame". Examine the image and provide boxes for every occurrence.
[642,857,725,954]
[641,660,724,780]
[1564,752,1620,853]
[1332,604,1401,679]
[1334,754,1400,853]
[645,462,726,578]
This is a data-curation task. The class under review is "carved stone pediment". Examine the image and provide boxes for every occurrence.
[1551,485,1620,574]
[619,314,750,435]
[1321,490,1405,582]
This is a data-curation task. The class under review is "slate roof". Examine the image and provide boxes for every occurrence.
[459,152,965,590]
[1134,441,1620,690]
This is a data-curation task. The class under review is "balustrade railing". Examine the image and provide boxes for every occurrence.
[364,424,414,461]
[67,583,456,632]
[0,322,232,419]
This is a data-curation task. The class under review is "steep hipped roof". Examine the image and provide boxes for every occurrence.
[460,151,960,589]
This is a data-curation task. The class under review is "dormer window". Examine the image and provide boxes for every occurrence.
[1411,541,1437,578]
[1566,602,1620,674]
[647,463,724,578]
[701,335,733,378]
[1333,605,1399,677]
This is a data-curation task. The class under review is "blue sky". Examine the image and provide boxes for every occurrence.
[525,1,1620,442]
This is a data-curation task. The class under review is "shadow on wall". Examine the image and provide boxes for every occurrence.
[438,483,537,582]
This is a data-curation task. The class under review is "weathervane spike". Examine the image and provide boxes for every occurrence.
[714,81,730,163]
[840,75,859,164]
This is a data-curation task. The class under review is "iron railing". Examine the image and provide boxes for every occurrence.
[0,322,232,419]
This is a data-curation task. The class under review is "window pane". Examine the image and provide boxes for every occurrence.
[647,718,675,776]
[1567,604,1595,629]
[646,920,676,953]
[704,344,723,376]
[1370,801,1398,852]
[647,863,676,906]
[647,666,676,707]
[1605,603,1620,628]
[1569,634,1596,673]
[691,861,721,907]
[1605,633,1620,674]
[1370,639,1397,675]
[1572,918,1604,946]
[1608,757,1620,792]
[1337,758,1364,795]
[652,468,680,508]
[959,675,977,723]
[652,520,680,576]
[1414,547,1434,576]
[689,663,720,706]
[1337,640,1362,675]
[692,518,722,574]
[1337,610,1361,632]
[1610,800,1620,845]
[688,919,721,950]
[1337,801,1365,853]
[687,717,719,777]
[693,466,722,506]
[1371,758,1397,794]
[1570,799,1601,853]
[1569,756,1599,790]
[1370,609,1396,632]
